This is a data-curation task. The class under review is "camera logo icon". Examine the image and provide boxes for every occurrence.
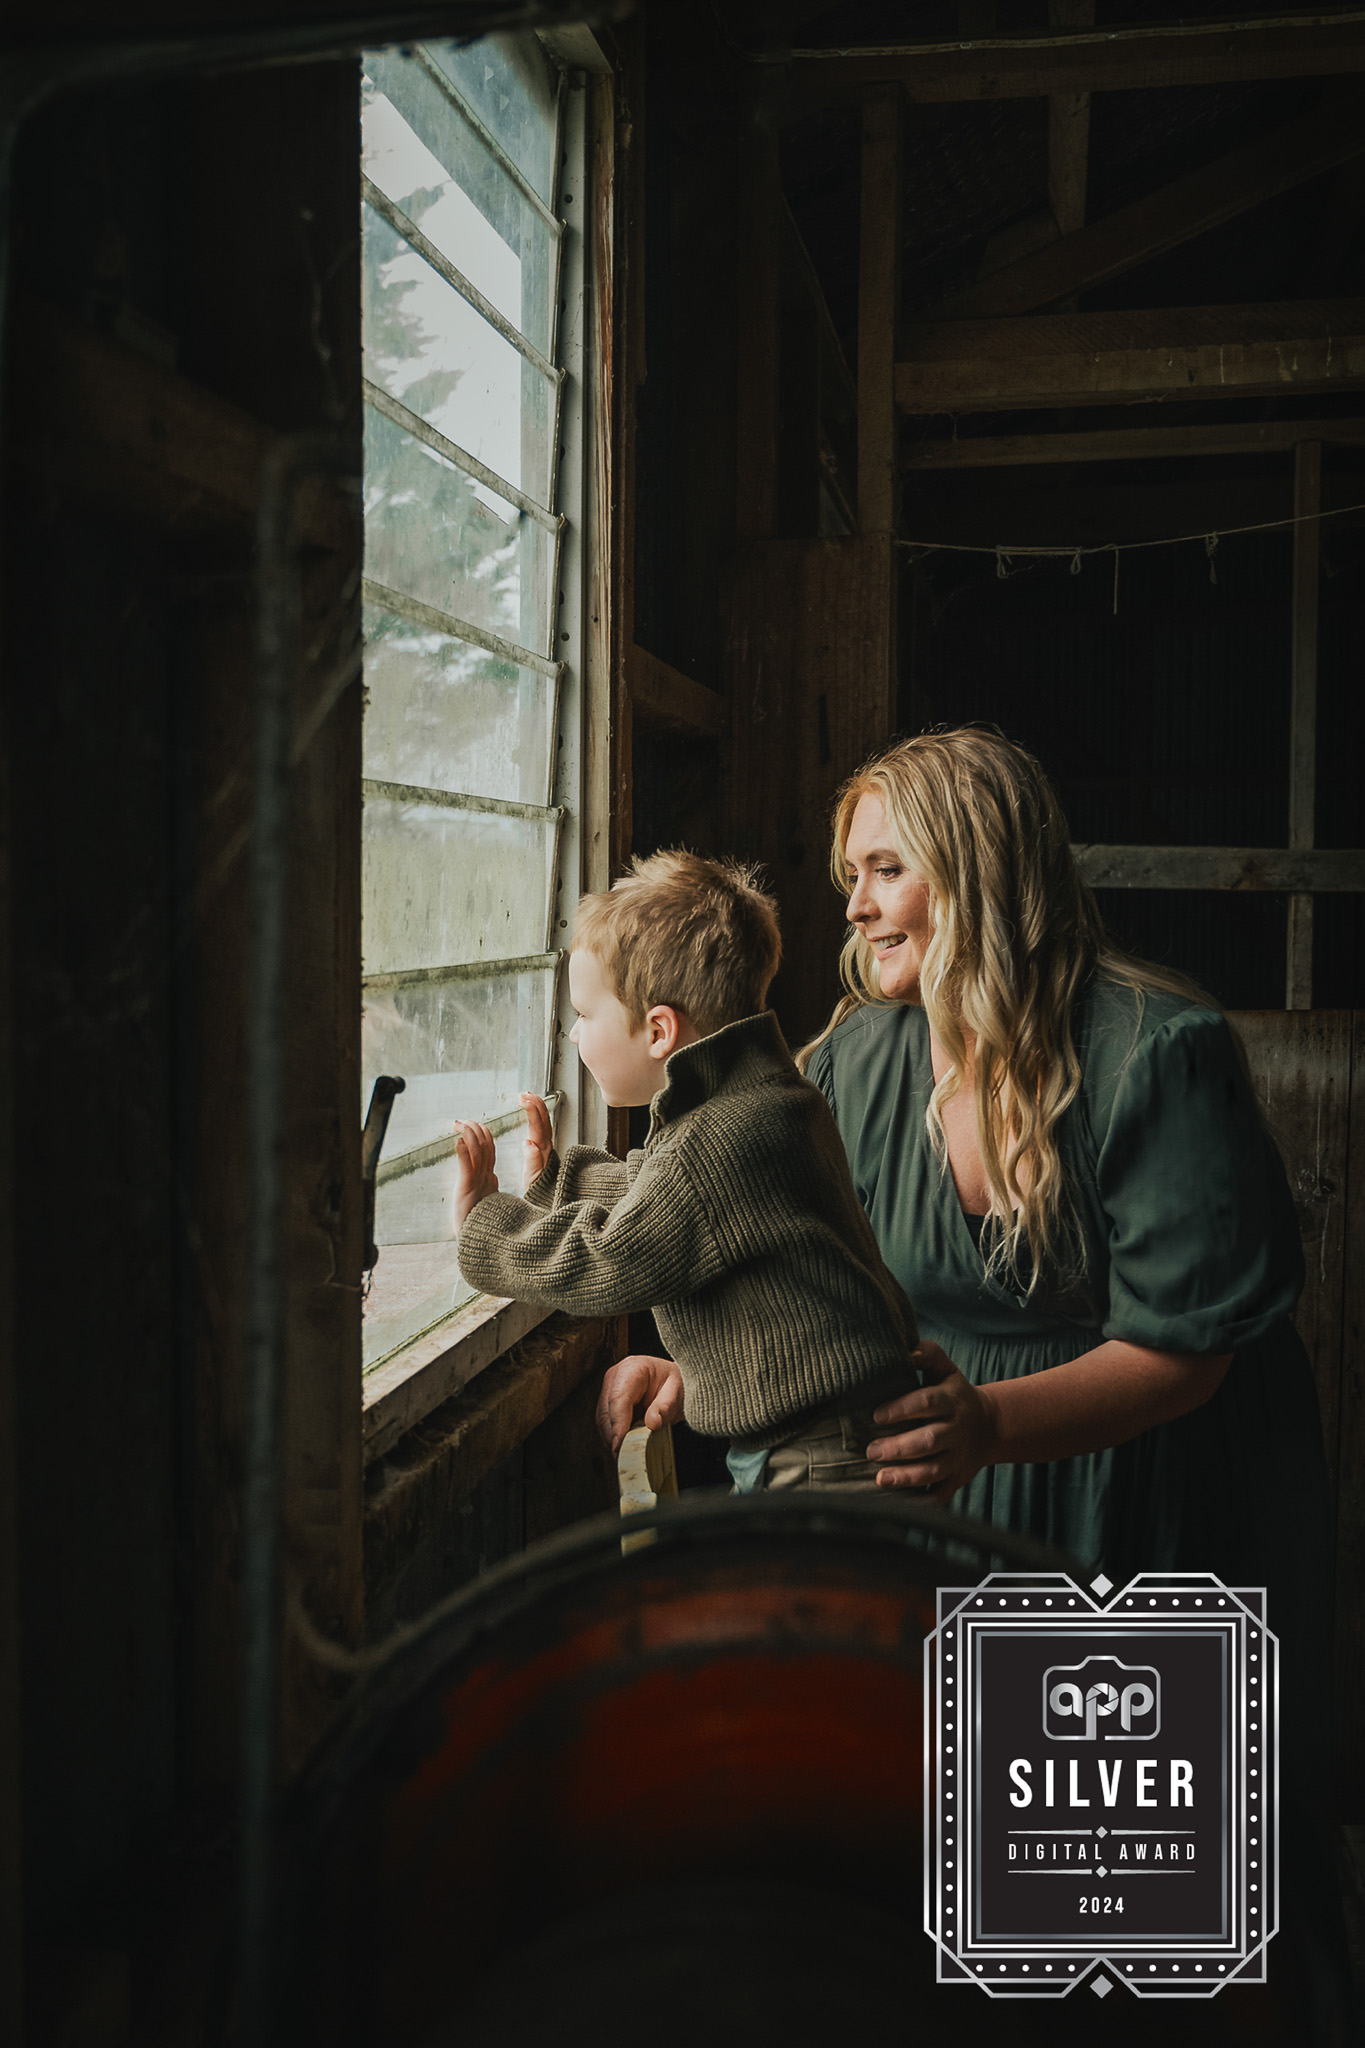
[1042,1654,1161,1742]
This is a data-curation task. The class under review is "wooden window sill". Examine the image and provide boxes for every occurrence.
[362,1294,554,1464]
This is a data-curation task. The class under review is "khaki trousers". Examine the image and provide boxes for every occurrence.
[761,1374,916,1492]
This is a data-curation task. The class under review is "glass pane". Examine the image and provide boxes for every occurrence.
[363,407,556,660]
[363,53,557,358]
[361,1122,527,1366]
[426,33,560,207]
[363,200,556,509]
[362,794,556,976]
[361,966,556,1365]
[363,600,555,807]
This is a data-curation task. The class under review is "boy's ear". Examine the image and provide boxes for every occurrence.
[645,1004,686,1059]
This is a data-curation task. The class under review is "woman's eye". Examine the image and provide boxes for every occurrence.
[876,866,900,880]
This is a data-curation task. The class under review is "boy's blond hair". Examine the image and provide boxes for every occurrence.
[573,850,781,1036]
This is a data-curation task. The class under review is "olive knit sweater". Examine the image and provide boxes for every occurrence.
[456,1011,918,1445]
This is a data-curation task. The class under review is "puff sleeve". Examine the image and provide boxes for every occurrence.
[1096,1009,1303,1355]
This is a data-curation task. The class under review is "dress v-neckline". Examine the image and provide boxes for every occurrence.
[908,1012,994,1250]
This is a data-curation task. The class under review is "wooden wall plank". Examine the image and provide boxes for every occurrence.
[1341,1013,1365,1818]
[1288,441,1322,1011]
[736,118,782,540]
[857,85,901,534]
[723,536,895,1042]
[1075,846,1365,892]
[1235,1011,1351,1500]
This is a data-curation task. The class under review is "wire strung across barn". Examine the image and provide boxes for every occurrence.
[898,496,1365,614]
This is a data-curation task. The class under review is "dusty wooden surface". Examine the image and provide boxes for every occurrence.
[364,1315,623,1638]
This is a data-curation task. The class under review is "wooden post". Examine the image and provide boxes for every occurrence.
[1287,440,1321,1009]
[857,86,901,535]
[736,113,782,540]
[1048,0,1094,237]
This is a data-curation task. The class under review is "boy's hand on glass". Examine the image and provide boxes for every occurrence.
[520,1092,553,1190]
[454,1120,499,1227]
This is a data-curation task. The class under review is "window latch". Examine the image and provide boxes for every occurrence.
[361,1075,406,1274]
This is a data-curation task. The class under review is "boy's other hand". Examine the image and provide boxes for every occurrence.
[454,1120,499,1227]
[596,1354,684,1457]
[520,1092,553,1189]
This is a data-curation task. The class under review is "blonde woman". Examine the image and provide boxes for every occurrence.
[602,726,1325,1580]
[599,728,1351,2033]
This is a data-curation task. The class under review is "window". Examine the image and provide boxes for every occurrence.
[359,33,586,1373]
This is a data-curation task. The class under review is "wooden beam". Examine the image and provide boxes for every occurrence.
[1074,845,1365,893]
[1047,0,1092,240]
[627,645,727,738]
[903,477,1289,548]
[929,90,1365,321]
[9,294,351,547]
[902,417,1365,469]
[896,299,1365,413]
[1288,441,1323,1009]
[1339,1012,1365,1818]
[789,12,1365,101]
[857,85,902,534]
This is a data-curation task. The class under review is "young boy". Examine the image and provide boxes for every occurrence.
[453,851,918,1491]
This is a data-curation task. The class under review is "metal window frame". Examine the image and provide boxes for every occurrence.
[413,43,566,237]
[361,575,561,676]
[361,33,599,1431]
[362,378,562,529]
[362,170,562,382]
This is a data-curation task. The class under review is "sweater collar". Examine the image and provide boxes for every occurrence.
[647,1010,794,1135]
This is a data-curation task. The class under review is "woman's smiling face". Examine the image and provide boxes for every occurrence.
[844,792,934,1003]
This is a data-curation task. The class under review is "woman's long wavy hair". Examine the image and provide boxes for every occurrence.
[800,727,1216,1293]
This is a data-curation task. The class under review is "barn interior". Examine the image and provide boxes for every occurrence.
[1,1,1363,2041]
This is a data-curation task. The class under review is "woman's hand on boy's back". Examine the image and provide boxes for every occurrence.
[596,1354,685,1456]
[520,1092,553,1189]
[453,1120,499,1227]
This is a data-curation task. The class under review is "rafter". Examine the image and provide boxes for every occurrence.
[928,90,1365,321]
[789,12,1365,101]
[1047,0,1092,240]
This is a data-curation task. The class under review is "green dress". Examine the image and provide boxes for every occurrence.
[809,975,1350,2023]
[805,977,1332,1690]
